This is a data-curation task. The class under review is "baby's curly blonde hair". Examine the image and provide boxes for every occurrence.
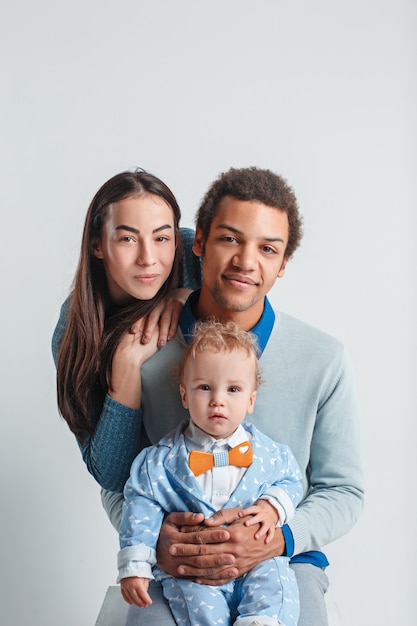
[180,318,262,389]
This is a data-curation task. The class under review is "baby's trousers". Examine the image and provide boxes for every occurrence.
[159,556,299,626]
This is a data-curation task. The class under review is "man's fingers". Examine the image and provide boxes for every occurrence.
[204,507,243,527]
[179,524,205,533]
[175,553,237,575]
[166,511,205,527]
[171,527,230,548]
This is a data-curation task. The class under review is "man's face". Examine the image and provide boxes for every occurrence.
[193,195,289,328]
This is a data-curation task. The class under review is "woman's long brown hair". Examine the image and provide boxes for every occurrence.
[56,170,182,442]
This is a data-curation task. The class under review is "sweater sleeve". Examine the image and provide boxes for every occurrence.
[261,442,303,525]
[51,297,143,492]
[117,449,166,581]
[287,346,364,556]
[51,228,202,493]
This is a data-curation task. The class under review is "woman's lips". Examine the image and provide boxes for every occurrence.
[133,274,160,284]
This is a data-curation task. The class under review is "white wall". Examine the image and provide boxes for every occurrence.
[1,1,415,624]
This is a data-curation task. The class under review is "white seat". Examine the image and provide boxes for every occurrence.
[95,585,342,625]
[95,586,128,625]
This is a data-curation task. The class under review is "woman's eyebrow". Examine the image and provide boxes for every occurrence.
[114,224,173,235]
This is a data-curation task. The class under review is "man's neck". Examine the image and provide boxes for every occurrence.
[192,286,264,332]
[180,290,275,354]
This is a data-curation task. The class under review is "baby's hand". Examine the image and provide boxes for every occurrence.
[120,576,152,608]
[239,499,278,543]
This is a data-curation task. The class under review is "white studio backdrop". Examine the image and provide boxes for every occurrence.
[1,1,416,625]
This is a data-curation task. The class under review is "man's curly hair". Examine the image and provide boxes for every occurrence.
[195,166,303,260]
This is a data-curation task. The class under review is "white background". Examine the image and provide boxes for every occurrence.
[1,1,416,625]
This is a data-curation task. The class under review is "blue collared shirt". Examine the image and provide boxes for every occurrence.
[179,290,275,355]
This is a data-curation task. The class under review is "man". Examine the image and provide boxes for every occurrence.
[106,166,364,626]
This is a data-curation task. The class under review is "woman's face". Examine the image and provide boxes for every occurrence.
[93,193,176,305]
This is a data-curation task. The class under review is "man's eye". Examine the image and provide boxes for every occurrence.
[221,236,237,243]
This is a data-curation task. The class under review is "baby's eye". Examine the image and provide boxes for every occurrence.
[198,384,211,391]
[228,386,240,393]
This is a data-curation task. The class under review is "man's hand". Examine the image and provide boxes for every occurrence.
[156,512,238,583]
[156,509,286,586]
[199,508,286,584]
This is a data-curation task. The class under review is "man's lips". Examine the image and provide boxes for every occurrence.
[223,273,257,286]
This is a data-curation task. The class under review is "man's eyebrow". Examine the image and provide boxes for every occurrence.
[115,224,173,235]
[215,223,285,243]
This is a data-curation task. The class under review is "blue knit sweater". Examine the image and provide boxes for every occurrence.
[52,227,202,491]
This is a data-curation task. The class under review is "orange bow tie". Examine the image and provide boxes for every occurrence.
[189,441,253,476]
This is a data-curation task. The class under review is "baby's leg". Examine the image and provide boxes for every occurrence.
[234,557,299,626]
[162,577,233,626]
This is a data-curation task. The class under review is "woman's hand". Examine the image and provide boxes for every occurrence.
[107,287,191,409]
[109,326,159,409]
[138,288,192,347]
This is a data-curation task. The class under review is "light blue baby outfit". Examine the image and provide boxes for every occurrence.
[118,421,303,626]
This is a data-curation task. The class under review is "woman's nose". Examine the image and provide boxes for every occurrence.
[136,243,155,266]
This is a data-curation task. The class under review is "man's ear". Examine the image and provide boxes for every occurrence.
[179,384,188,409]
[277,258,288,278]
[192,227,204,257]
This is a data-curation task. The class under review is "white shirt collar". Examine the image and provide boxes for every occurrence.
[184,420,249,451]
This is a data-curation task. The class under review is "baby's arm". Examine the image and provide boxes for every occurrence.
[239,438,304,543]
[238,499,279,543]
[120,576,152,608]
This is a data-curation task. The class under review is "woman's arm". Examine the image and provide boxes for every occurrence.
[51,227,203,492]
[52,298,146,491]
[52,296,180,491]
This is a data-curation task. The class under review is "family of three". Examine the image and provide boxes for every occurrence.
[52,166,364,626]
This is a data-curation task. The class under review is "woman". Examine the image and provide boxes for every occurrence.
[52,169,201,492]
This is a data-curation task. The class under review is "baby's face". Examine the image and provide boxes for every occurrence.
[179,347,257,439]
